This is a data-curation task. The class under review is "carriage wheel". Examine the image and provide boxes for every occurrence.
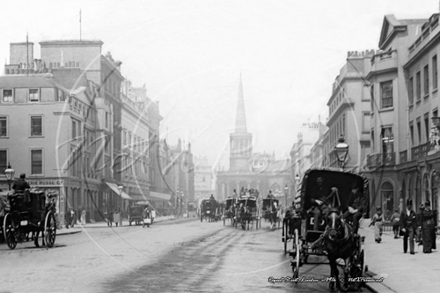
[44,211,57,248]
[283,220,288,255]
[3,213,17,250]
[295,229,301,272]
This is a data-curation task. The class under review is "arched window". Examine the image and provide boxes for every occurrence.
[432,172,439,213]
[381,182,394,217]
[424,173,429,204]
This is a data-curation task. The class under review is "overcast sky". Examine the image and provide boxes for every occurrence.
[1,0,439,169]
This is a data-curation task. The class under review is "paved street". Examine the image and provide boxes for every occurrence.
[0,217,375,293]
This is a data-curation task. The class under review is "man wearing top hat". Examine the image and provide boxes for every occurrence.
[400,199,417,254]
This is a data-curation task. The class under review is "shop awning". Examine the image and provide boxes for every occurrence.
[105,182,133,200]
[130,194,148,201]
[150,191,171,201]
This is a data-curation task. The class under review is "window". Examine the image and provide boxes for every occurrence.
[362,113,370,132]
[123,131,127,145]
[0,117,7,137]
[380,81,393,109]
[57,89,66,102]
[3,90,13,102]
[105,112,109,128]
[416,71,421,101]
[425,114,430,143]
[424,64,429,96]
[433,55,438,90]
[370,85,374,111]
[105,135,109,154]
[31,149,43,174]
[30,116,42,136]
[417,119,422,144]
[0,150,7,174]
[29,89,39,102]
[381,127,394,155]
[408,77,414,105]
[371,129,375,152]
[342,114,346,135]
[410,124,414,147]
[72,120,77,139]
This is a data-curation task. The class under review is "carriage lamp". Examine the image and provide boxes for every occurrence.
[334,136,349,168]
[4,163,15,191]
[295,174,301,187]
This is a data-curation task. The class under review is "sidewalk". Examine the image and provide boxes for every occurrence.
[359,220,440,293]
[57,215,193,236]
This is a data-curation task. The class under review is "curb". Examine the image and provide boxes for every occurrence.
[362,270,396,293]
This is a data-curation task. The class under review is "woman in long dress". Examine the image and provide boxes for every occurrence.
[422,200,437,253]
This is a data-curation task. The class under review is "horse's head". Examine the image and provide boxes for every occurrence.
[326,208,344,241]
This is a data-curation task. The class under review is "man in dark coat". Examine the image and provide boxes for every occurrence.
[308,176,340,230]
[12,173,30,192]
[342,182,366,235]
[421,200,437,253]
[266,190,275,199]
[400,199,417,254]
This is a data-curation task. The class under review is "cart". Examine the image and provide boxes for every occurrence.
[3,188,57,250]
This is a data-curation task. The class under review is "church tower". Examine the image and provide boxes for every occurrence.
[229,75,253,171]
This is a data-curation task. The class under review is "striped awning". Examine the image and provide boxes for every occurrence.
[105,182,132,200]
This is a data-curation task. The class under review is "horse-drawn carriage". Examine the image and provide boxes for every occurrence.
[222,197,236,226]
[282,168,368,291]
[261,198,281,229]
[235,195,259,230]
[2,188,57,250]
[200,199,218,222]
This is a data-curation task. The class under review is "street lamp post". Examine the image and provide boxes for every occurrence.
[4,163,15,191]
[334,135,349,169]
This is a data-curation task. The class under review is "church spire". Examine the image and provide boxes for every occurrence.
[235,73,247,133]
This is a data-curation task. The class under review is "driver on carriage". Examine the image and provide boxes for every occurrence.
[342,182,366,235]
[266,190,275,199]
[307,176,341,230]
[12,173,30,192]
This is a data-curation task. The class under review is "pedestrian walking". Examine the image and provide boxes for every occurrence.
[416,204,424,246]
[400,199,417,254]
[107,208,113,227]
[421,200,437,253]
[81,208,86,225]
[65,209,72,229]
[369,206,383,243]
[391,209,400,239]
[142,204,151,228]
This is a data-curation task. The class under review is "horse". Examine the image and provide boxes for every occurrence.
[268,202,279,229]
[240,205,252,230]
[321,208,358,292]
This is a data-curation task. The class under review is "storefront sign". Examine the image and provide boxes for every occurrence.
[28,179,64,187]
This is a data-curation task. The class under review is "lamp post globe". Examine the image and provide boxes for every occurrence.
[335,136,349,169]
[4,163,15,191]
